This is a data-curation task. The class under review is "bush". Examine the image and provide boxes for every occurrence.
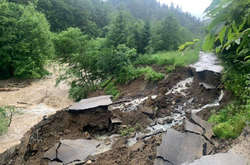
[0,107,8,135]
[55,31,137,100]
[104,82,120,99]
[209,102,250,139]
[0,106,17,135]
[0,2,54,79]
[115,65,142,84]
[138,67,164,81]
[53,27,88,63]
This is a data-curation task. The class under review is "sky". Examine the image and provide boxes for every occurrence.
[157,0,212,18]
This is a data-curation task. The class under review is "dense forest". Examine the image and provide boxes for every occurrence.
[0,0,249,141]
[0,0,203,98]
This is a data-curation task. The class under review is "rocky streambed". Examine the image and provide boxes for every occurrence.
[0,52,248,165]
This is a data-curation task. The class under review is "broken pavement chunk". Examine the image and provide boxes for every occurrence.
[184,152,247,165]
[44,139,100,164]
[43,143,59,161]
[155,129,204,165]
[69,95,112,112]
[184,119,203,135]
[191,113,213,139]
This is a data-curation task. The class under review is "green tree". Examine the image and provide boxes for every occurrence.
[0,1,54,79]
[107,11,129,47]
[151,15,182,52]
[141,21,151,53]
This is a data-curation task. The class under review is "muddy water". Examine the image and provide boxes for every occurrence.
[0,104,57,153]
[0,66,73,153]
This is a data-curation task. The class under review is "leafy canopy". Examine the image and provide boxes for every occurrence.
[0,1,54,79]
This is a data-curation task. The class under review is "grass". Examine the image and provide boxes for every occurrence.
[208,101,250,139]
[209,68,250,139]
[134,48,199,67]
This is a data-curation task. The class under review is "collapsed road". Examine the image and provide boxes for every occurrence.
[0,52,248,165]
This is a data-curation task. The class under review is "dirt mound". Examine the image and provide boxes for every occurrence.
[93,135,161,165]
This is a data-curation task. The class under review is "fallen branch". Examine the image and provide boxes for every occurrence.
[8,110,13,127]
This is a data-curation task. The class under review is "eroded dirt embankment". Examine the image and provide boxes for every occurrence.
[0,52,248,165]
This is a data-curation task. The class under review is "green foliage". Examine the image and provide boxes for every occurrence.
[222,69,250,100]
[55,29,137,100]
[119,126,135,137]
[53,27,88,63]
[137,67,164,81]
[203,0,250,72]
[204,0,250,139]
[209,102,249,139]
[10,0,109,36]
[135,49,199,67]
[151,15,183,51]
[0,1,54,79]
[166,65,176,73]
[115,65,142,84]
[178,39,200,52]
[0,106,17,135]
[107,11,129,47]
[0,107,8,135]
[104,81,120,99]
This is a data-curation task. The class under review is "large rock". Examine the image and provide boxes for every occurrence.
[183,152,247,165]
[155,129,205,165]
[44,139,100,164]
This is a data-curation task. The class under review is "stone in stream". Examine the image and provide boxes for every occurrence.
[44,139,100,164]
[183,152,247,165]
[155,129,205,165]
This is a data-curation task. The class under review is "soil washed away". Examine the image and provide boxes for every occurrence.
[0,52,248,165]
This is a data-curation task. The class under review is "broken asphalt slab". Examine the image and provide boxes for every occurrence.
[68,95,112,112]
[190,113,214,139]
[155,129,208,165]
[44,139,100,164]
[184,119,203,135]
[182,152,248,165]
